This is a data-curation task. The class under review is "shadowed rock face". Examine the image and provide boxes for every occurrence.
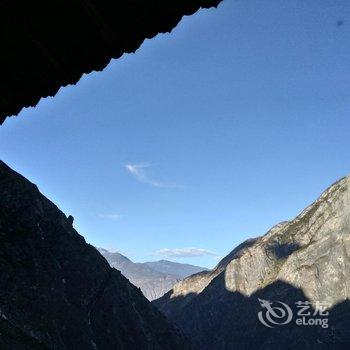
[0,161,191,350]
[98,248,207,300]
[154,175,350,349]
[0,0,221,124]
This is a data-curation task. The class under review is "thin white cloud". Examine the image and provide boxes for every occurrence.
[125,163,182,188]
[98,213,122,221]
[154,247,217,258]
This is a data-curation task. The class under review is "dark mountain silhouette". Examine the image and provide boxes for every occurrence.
[98,248,207,300]
[155,175,350,349]
[0,161,191,350]
[157,278,350,349]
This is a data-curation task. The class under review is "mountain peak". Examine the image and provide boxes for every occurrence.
[98,249,208,300]
[155,175,350,349]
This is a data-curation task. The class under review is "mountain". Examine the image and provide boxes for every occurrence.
[0,161,191,350]
[97,248,178,301]
[154,175,350,349]
[144,260,207,280]
[98,248,207,301]
[97,248,132,269]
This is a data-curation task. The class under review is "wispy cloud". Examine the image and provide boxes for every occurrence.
[125,163,182,188]
[154,247,217,258]
[98,213,122,221]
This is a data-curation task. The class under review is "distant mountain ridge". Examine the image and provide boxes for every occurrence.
[97,248,207,300]
[144,260,208,279]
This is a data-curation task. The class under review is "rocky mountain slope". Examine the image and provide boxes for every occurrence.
[155,175,350,349]
[98,248,207,300]
[0,161,191,350]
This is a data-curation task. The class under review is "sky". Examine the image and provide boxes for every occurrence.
[1,1,350,268]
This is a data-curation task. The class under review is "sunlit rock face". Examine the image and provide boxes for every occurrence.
[161,238,259,302]
[0,161,191,350]
[155,176,350,349]
[225,176,350,306]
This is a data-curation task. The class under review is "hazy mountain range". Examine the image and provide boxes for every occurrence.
[97,248,207,300]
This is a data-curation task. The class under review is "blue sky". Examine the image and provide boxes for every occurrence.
[1,1,350,268]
